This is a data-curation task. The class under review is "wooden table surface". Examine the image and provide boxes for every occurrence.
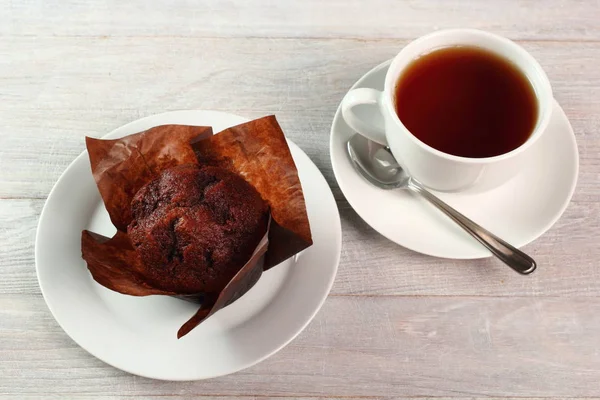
[1,1,599,399]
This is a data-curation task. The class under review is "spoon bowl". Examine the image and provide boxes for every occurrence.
[347,134,409,189]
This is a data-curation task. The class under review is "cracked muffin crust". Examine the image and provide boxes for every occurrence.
[127,164,269,294]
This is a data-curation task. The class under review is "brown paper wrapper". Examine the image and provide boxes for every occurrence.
[82,116,312,338]
[86,125,213,232]
[192,115,312,268]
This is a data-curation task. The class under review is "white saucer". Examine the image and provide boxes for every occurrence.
[331,60,578,259]
[36,111,341,380]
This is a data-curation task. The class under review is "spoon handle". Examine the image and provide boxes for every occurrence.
[407,180,536,275]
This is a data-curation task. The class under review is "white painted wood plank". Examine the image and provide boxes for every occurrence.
[1,37,599,114]
[0,37,598,200]
[2,198,599,297]
[2,0,600,41]
[1,2,600,397]
[4,398,600,400]
[2,294,600,397]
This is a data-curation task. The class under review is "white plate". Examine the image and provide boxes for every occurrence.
[331,60,578,259]
[36,110,341,380]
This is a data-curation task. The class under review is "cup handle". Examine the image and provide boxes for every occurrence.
[341,88,388,145]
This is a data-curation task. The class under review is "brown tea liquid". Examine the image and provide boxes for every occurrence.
[394,46,538,158]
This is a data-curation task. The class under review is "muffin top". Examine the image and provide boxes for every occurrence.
[127,164,269,294]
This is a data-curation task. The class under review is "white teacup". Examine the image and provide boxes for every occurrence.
[341,29,553,192]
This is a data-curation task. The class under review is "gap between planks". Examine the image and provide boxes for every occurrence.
[3,34,600,44]
[8,292,600,299]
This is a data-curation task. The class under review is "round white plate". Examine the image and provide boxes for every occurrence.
[331,60,579,259]
[36,110,341,380]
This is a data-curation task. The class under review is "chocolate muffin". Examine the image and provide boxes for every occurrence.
[127,164,269,294]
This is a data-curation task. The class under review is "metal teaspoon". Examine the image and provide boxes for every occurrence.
[347,133,536,275]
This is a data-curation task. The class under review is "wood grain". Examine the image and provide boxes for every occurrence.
[0,37,598,199]
[2,294,600,397]
[2,1,600,398]
[3,397,600,400]
[2,0,600,41]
